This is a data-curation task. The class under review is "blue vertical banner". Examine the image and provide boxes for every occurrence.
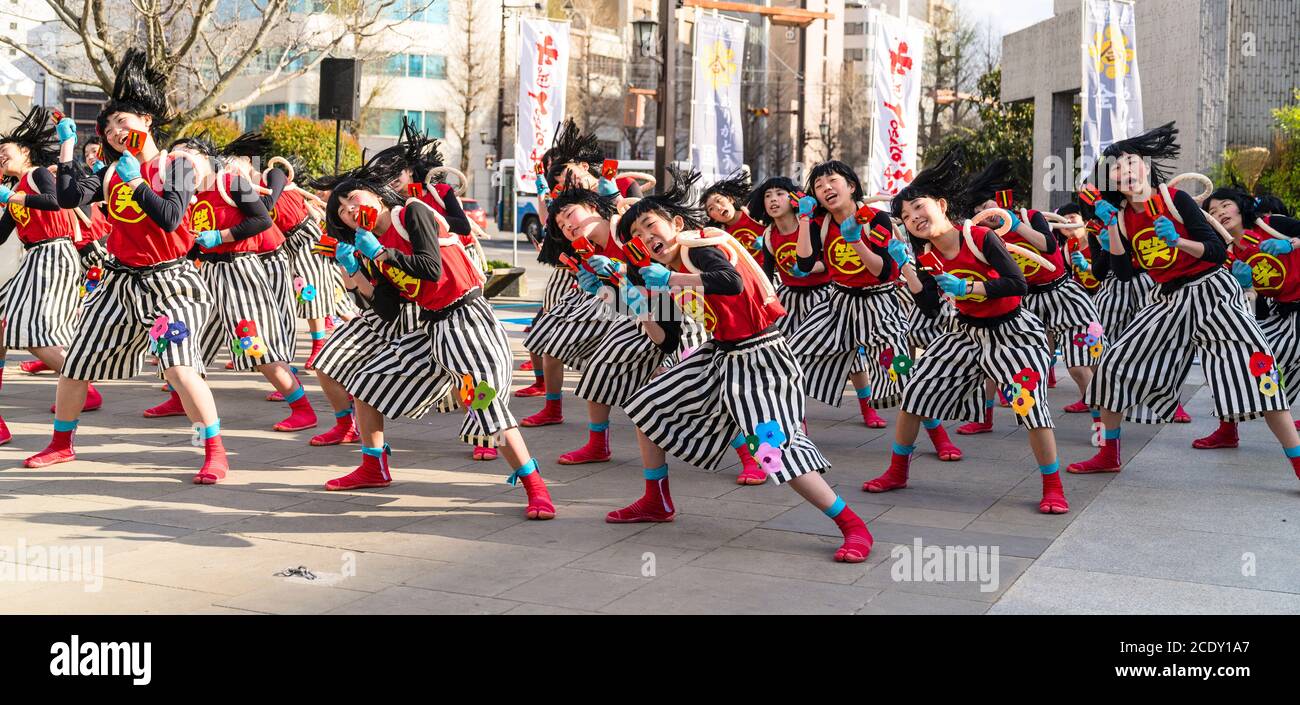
[690,12,748,185]
[1080,0,1144,184]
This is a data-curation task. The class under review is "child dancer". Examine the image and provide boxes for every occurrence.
[786,160,962,460]
[865,148,1069,514]
[957,159,1105,431]
[0,106,105,441]
[1191,187,1300,448]
[751,176,831,335]
[1068,123,1300,479]
[1056,203,1102,297]
[142,135,317,432]
[32,49,228,483]
[702,170,765,261]
[616,169,875,563]
[326,177,556,519]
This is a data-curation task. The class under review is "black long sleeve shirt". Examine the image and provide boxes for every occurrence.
[56,156,196,233]
[1109,189,1222,282]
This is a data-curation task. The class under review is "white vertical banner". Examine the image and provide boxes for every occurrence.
[1080,0,1143,183]
[689,12,748,185]
[866,9,924,197]
[516,18,570,195]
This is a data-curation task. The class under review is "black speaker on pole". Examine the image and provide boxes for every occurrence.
[318,58,361,121]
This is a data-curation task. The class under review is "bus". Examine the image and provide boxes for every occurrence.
[494,159,655,245]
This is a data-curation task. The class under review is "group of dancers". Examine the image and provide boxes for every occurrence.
[2,48,1298,565]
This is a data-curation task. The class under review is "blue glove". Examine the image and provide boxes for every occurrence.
[797,195,816,217]
[621,283,648,316]
[751,235,764,252]
[1093,199,1119,227]
[1154,215,1179,246]
[335,241,360,276]
[576,268,601,295]
[115,152,141,182]
[887,239,911,267]
[587,254,615,277]
[1260,238,1295,256]
[936,272,970,297]
[1231,260,1254,288]
[56,117,77,144]
[1098,227,1110,251]
[596,178,619,198]
[639,262,672,290]
[92,160,106,174]
[1071,251,1090,271]
[0,184,12,204]
[195,230,223,249]
[354,228,384,259]
[789,262,810,278]
[838,216,863,243]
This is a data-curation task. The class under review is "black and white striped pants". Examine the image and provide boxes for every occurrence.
[62,258,212,381]
[1087,268,1289,423]
[350,297,518,447]
[898,285,955,352]
[197,255,295,371]
[625,329,830,484]
[522,286,613,371]
[282,221,338,320]
[1260,307,1300,406]
[1,238,81,349]
[1095,272,1155,340]
[259,249,299,363]
[775,282,830,337]
[788,283,908,408]
[77,240,108,270]
[1024,277,1105,369]
[542,267,576,311]
[902,309,1055,429]
[311,302,422,391]
[575,311,707,408]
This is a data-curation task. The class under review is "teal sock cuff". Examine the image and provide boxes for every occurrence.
[53,419,78,432]
[284,385,305,403]
[922,418,941,430]
[589,421,609,432]
[823,496,846,518]
[507,458,539,485]
[1090,410,1101,420]
[203,421,221,439]
[1103,428,1121,440]
[729,432,746,449]
[856,386,873,399]
[1285,446,1300,459]
[1039,460,1061,475]
[310,330,327,340]
[984,399,995,409]
[644,464,669,481]
[362,444,388,458]
[545,392,562,401]
[534,370,544,378]
[334,407,353,419]
[892,442,916,456]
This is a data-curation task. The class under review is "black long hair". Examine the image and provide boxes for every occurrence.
[892,146,967,253]
[804,160,864,218]
[537,174,616,266]
[324,177,405,243]
[0,105,59,167]
[614,166,706,245]
[1255,193,1292,218]
[960,158,1021,217]
[219,131,272,159]
[746,176,801,226]
[1204,186,1258,228]
[541,118,603,188]
[363,117,446,186]
[1095,121,1179,205]
[97,48,172,161]
[701,170,751,220]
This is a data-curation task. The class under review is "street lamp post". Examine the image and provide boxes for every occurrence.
[652,0,677,192]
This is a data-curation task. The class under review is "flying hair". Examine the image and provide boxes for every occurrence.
[891,145,966,219]
[614,165,706,245]
[0,105,59,167]
[97,48,172,160]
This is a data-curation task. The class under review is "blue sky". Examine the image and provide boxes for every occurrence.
[954,0,1055,37]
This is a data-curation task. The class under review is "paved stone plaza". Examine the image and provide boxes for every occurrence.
[1,245,1298,615]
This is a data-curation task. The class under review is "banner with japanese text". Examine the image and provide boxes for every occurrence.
[866,9,924,197]
[1081,0,1143,184]
[516,18,570,195]
[689,12,748,185]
